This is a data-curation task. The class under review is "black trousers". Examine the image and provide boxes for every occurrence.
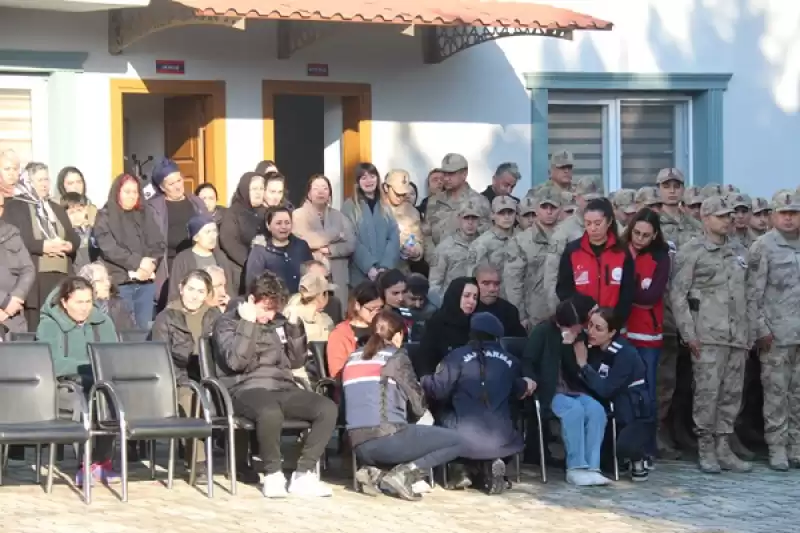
[616,420,655,462]
[232,387,337,474]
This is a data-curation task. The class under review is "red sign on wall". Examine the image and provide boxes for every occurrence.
[156,60,185,75]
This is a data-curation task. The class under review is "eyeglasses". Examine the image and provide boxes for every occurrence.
[363,305,383,314]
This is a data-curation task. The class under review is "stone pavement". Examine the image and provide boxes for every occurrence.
[0,455,797,533]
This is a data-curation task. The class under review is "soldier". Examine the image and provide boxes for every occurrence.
[654,168,703,458]
[504,187,561,331]
[670,195,752,473]
[700,183,724,199]
[421,153,491,264]
[749,197,771,239]
[559,191,576,222]
[728,192,754,248]
[516,196,537,232]
[526,149,574,197]
[610,188,637,227]
[746,190,800,470]
[682,186,703,221]
[635,186,663,213]
[428,201,481,297]
[466,195,517,283]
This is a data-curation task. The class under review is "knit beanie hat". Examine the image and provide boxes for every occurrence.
[151,158,180,190]
[470,312,505,339]
[187,213,215,241]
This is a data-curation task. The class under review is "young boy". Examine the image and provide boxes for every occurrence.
[61,192,94,270]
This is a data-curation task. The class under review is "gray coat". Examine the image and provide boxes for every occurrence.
[0,221,35,333]
[167,246,234,303]
[342,198,400,285]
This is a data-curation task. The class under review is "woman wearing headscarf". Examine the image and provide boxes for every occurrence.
[219,172,267,294]
[2,162,80,330]
[56,166,97,225]
[414,276,479,377]
[93,173,165,329]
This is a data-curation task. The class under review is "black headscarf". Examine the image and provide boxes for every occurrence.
[104,173,163,257]
[229,171,267,247]
[437,276,478,328]
[230,172,265,211]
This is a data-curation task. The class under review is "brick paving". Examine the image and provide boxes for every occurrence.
[0,454,796,533]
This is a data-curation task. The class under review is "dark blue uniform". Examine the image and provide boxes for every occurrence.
[421,341,527,460]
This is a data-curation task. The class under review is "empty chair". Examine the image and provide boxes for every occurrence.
[0,342,91,503]
[117,329,150,343]
[87,341,213,502]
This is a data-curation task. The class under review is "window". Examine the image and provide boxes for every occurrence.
[548,95,691,192]
[0,76,48,166]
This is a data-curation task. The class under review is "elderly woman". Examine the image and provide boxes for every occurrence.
[2,162,80,330]
[78,262,136,331]
[292,174,355,307]
[0,194,35,335]
[169,213,232,302]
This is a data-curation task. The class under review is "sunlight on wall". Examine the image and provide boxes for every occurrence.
[756,0,800,112]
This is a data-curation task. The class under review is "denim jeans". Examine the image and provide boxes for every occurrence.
[118,282,156,330]
[636,346,661,456]
[355,425,463,470]
[551,393,607,470]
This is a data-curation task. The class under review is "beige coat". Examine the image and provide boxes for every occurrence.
[385,200,423,273]
[292,202,356,305]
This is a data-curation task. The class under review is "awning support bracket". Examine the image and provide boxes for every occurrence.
[276,20,338,60]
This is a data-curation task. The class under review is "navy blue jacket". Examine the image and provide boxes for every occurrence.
[244,235,313,293]
[421,341,527,460]
[580,336,654,426]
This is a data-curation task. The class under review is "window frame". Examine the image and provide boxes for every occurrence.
[0,75,49,164]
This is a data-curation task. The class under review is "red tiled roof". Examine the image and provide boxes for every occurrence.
[177,0,613,30]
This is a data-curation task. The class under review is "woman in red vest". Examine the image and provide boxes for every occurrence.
[621,207,671,465]
[556,197,635,323]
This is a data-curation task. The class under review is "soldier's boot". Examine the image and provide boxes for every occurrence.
[768,446,789,472]
[716,434,753,473]
[788,446,800,469]
[656,425,681,460]
[728,432,756,461]
[697,435,721,474]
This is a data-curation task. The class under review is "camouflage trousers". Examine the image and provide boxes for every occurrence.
[692,345,746,436]
[656,335,679,424]
[760,345,800,452]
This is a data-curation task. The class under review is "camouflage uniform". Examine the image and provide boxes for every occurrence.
[746,191,800,468]
[504,188,560,327]
[670,195,751,472]
[525,149,575,198]
[635,186,662,211]
[422,183,490,264]
[610,188,637,228]
[383,169,424,273]
[428,202,481,297]
[514,196,537,235]
[466,195,517,281]
[749,197,771,242]
[728,193,755,249]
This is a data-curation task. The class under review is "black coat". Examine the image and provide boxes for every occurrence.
[149,305,220,381]
[244,236,313,293]
[476,298,527,338]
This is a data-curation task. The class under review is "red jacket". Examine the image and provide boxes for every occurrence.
[626,248,670,348]
[556,232,635,323]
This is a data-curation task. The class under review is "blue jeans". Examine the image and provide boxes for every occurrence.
[355,425,463,470]
[551,393,607,470]
[636,346,660,456]
[118,282,156,330]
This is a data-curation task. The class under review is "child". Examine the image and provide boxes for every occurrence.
[61,192,95,270]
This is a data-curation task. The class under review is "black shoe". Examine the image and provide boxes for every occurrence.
[190,463,208,484]
[355,466,383,496]
[379,464,421,501]
[231,465,260,485]
[446,462,472,490]
[631,460,648,482]
[486,459,507,495]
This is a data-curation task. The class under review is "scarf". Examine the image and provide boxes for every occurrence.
[15,171,58,239]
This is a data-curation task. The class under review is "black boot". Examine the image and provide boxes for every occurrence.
[446,462,472,490]
[379,463,422,501]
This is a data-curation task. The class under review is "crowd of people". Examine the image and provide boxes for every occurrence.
[0,145,797,501]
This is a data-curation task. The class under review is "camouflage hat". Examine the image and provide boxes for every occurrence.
[574,176,602,200]
[727,192,751,210]
[683,186,703,206]
[722,184,740,194]
[535,186,563,208]
[438,153,468,173]
[656,167,685,184]
[700,195,734,217]
[561,190,576,208]
[384,169,412,195]
[752,197,770,214]
[517,196,537,216]
[298,272,337,298]
[700,183,723,198]
[771,189,800,212]
[611,188,637,214]
[550,149,574,168]
[459,200,482,218]
[491,195,517,214]
[635,186,662,207]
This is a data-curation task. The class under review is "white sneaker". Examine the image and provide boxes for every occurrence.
[262,471,288,498]
[288,470,333,497]
[587,470,612,486]
[566,469,595,487]
[411,480,432,494]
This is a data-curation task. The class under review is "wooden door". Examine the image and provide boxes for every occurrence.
[164,95,206,193]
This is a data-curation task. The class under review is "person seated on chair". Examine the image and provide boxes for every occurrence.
[421,312,534,494]
[523,294,612,487]
[474,264,527,338]
[213,270,337,498]
[149,269,222,483]
[326,281,383,382]
[575,307,655,482]
[78,262,136,331]
[404,273,437,341]
[35,275,120,487]
[344,310,462,501]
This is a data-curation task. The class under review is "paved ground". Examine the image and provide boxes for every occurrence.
[0,451,796,533]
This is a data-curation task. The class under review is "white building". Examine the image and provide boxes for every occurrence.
[0,0,797,207]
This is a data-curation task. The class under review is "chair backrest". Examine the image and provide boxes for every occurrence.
[9,332,37,342]
[88,342,178,421]
[117,329,150,343]
[500,336,527,359]
[0,342,58,423]
[198,336,218,380]
[307,341,328,382]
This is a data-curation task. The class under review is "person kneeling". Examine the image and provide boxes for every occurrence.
[344,310,462,501]
[213,271,337,498]
[421,312,534,494]
[575,308,656,482]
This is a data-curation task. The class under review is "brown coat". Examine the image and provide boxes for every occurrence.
[291,201,355,305]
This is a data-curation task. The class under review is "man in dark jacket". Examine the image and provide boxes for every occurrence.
[474,265,526,337]
[213,271,337,498]
[481,163,520,205]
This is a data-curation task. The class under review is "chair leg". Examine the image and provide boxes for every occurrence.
[121,432,129,503]
[167,439,175,490]
[206,436,214,498]
[515,453,521,484]
[612,417,619,481]
[429,468,435,488]
[442,462,448,488]
[45,442,56,494]
[149,440,156,480]
[227,425,237,496]
[188,439,197,486]
[351,449,358,491]
[0,444,6,485]
[35,444,41,484]
[83,438,92,505]
[535,400,547,483]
